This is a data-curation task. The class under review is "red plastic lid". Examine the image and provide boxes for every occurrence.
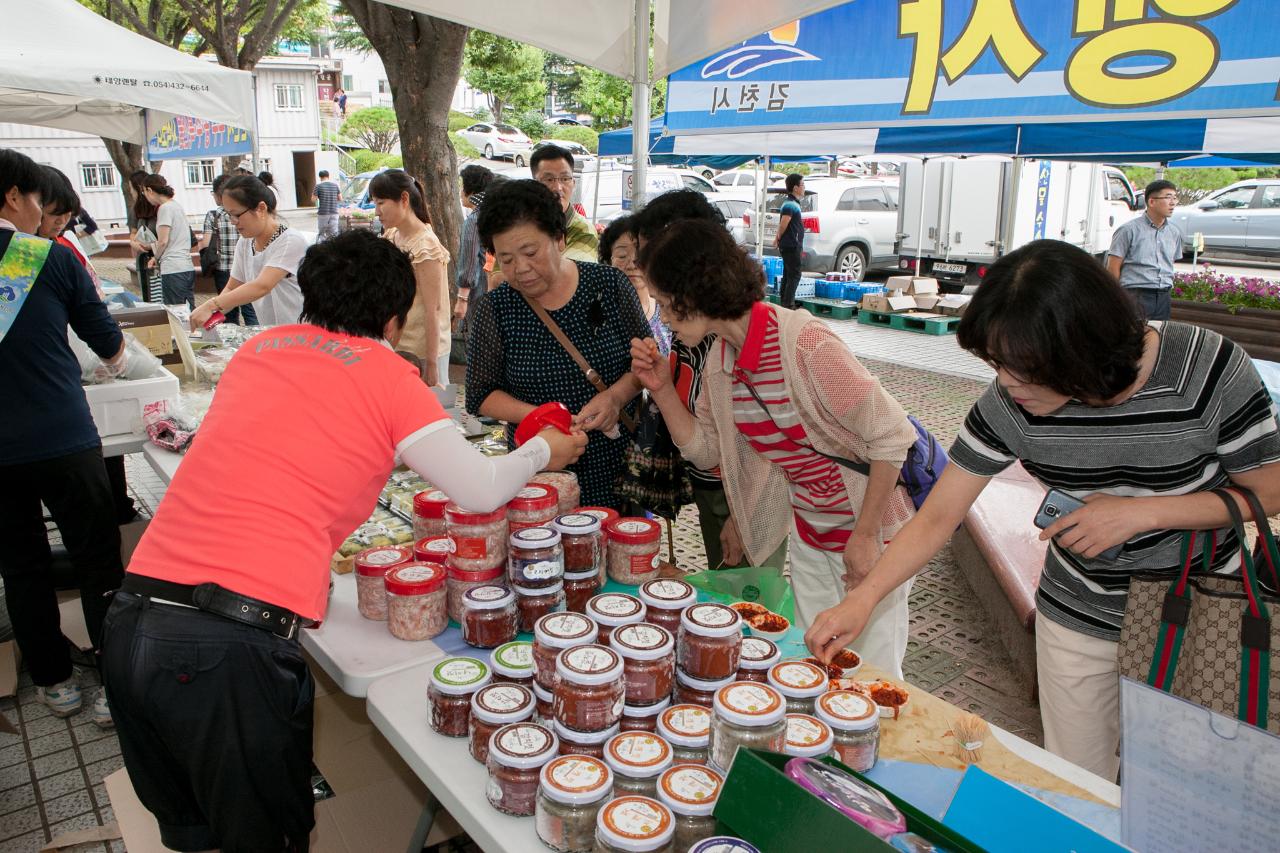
[577,507,620,530]
[444,502,508,526]
[508,484,559,514]
[354,545,412,577]
[412,489,450,519]
[514,401,573,448]
[607,517,661,545]
[445,563,505,583]
[413,536,452,564]
[383,562,445,596]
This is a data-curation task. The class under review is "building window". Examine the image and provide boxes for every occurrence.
[274,83,305,110]
[377,79,389,94]
[79,162,116,190]
[185,159,217,187]
[342,74,353,90]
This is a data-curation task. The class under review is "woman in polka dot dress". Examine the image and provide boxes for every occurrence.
[466,180,649,508]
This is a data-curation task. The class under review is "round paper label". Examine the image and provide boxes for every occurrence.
[556,513,595,529]
[786,715,830,747]
[467,585,509,602]
[426,490,447,502]
[516,485,552,500]
[565,645,619,674]
[362,548,404,566]
[663,706,710,736]
[819,691,876,722]
[592,594,641,617]
[689,604,736,628]
[541,613,593,638]
[477,685,529,714]
[391,565,439,584]
[548,756,607,793]
[740,638,776,662]
[609,733,669,767]
[421,538,452,554]
[498,724,552,757]
[603,797,671,839]
[433,658,486,687]
[644,580,692,601]
[581,509,610,522]
[514,526,556,542]
[616,624,667,650]
[524,560,560,580]
[721,684,781,716]
[615,520,652,535]
[774,663,824,689]
[494,642,534,670]
[663,766,721,804]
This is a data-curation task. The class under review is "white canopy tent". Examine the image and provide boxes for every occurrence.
[0,0,256,144]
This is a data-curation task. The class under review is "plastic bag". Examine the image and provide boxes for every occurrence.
[684,565,795,623]
[142,390,214,452]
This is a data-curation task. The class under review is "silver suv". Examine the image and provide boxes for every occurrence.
[751,178,899,280]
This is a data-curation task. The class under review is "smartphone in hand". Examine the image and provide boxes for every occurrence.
[1034,488,1122,561]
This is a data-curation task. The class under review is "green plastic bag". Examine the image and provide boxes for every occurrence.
[684,565,795,623]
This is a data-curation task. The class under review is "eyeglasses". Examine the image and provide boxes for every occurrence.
[538,175,576,188]
[610,246,637,264]
[223,205,253,221]
[1149,194,1178,202]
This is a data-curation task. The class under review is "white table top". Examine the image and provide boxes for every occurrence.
[991,727,1120,807]
[101,432,147,458]
[142,441,183,484]
[300,572,448,698]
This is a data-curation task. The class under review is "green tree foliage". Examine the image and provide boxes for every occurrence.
[550,126,599,154]
[452,132,481,160]
[464,31,545,123]
[510,110,550,142]
[329,4,371,53]
[574,67,666,131]
[341,106,400,153]
[449,111,478,132]
[1123,166,1280,203]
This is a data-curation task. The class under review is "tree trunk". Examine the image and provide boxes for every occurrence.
[342,1,468,292]
[102,139,152,230]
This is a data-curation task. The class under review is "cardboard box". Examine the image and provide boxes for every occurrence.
[938,295,973,316]
[108,304,173,357]
[861,293,891,313]
[887,294,919,313]
[908,276,939,296]
[914,295,941,311]
[885,274,914,292]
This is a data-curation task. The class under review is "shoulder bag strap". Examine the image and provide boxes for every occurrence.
[1229,484,1280,591]
[1213,488,1272,727]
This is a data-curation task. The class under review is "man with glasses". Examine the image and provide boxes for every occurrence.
[1107,179,1182,321]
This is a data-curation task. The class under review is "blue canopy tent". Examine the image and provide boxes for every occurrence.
[597,119,828,170]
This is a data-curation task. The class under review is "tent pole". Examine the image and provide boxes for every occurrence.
[915,156,928,273]
[630,0,650,209]
[591,149,602,227]
[251,71,262,172]
[756,156,768,258]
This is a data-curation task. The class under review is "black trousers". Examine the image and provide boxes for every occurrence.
[1129,287,1172,322]
[0,446,123,685]
[779,246,803,309]
[102,592,315,853]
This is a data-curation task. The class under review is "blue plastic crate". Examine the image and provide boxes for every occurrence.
[845,283,885,301]
[815,281,844,299]
[760,256,784,280]
[795,279,816,299]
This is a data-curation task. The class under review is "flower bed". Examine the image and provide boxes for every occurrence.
[1172,264,1280,312]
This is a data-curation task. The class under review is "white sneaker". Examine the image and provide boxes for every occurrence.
[36,676,82,718]
[91,688,113,729]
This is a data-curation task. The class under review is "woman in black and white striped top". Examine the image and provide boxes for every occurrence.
[805,239,1280,780]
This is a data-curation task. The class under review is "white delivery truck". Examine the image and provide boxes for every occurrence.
[895,157,1144,289]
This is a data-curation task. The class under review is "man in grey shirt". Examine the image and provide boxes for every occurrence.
[1107,179,1182,321]
[313,170,341,241]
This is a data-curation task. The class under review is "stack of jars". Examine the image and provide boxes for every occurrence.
[353,544,412,621]
[412,489,450,540]
[610,623,675,709]
[445,503,508,624]
[605,517,663,585]
[412,535,451,566]
[585,593,647,645]
[638,578,696,635]
[675,603,744,707]
[509,526,566,631]
[533,613,598,693]
[469,682,534,763]
[490,640,536,688]
[508,483,560,532]
[552,643,625,741]
[486,721,559,817]
[428,656,491,737]
[554,513,604,612]
[460,584,519,649]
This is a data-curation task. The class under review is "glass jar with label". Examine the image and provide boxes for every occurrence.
[445,503,508,573]
[658,704,712,765]
[461,584,519,649]
[673,670,735,709]
[603,731,674,799]
[354,545,412,620]
[515,581,566,633]
[508,527,565,589]
[491,640,536,688]
[783,713,834,759]
[413,535,452,566]
[595,796,675,853]
[563,567,602,614]
[508,483,560,532]
[554,644,625,733]
[576,506,620,538]
[637,579,696,636]
[553,513,604,578]
[708,682,786,775]
[605,517,663,585]
[536,754,613,853]
[533,613,598,692]
[610,623,675,707]
[429,657,491,737]
[677,604,743,682]
[735,637,781,684]
[814,690,880,772]
[384,563,448,641]
[553,720,619,760]
[486,722,559,817]
[532,471,580,514]
[585,593,647,645]
[412,489,450,540]
[766,661,829,715]
[533,681,555,726]
[445,562,505,624]
[657,764,724,851]
[621,696,670,734]
[469,683,534,764]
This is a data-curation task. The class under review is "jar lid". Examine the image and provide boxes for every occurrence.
[657,764,723,816]
[657,704,711,747]
[596,796,675,851]
[488,722,558,770]
[675,669,736,693]
[784,757,906,837]
[556,643,624,686]
[533,680,553,702]
[490,640,534,678]
[513,581,564,597]
[623,696,671,719]
[738,637,782,671]
[509,484,558,514]
[429,657,491,695]
[610,623,674,661]
[587,593,646,626]
[384,563,445,596]
[413,489,450,519]
[552,512,602,536]
[577,506,620,529]
[354,545,412,577]
[680,603,743,638]
[767,661,828,699]
[413,536,452,564]
[688,838,762,853]
[552,719,620,746]
[814,690,879,732]
[509,525,562,549]
[712,682,785,727]
[445,563,504,583]
[784,714,835,758]
[462,584,515,610]
[535,612,598,647]
[606,517,661,545]
[604,732,673,778]
[471,683,534,725]
[444,502,507,526]
[539,755,614,806]
[638,579,696,610]
[563,567,602,581]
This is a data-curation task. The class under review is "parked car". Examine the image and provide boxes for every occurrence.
[714,198,753,246]
[837,158,902,180]
[712,170,785,190]
[458,122,535,165]
[548,114,591,127]
[745,178,900,280]
[1169,179,1280,260]
[533,139,597,172]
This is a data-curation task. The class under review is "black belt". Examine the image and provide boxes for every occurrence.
[122,575,304,640]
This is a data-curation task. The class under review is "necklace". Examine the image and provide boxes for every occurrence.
[253,222,287,254]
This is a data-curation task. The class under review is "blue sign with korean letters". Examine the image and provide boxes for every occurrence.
[147,115,252,160]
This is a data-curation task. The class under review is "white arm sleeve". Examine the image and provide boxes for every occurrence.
[399,426,551,514]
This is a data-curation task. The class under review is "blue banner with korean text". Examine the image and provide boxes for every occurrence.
[664,0,1280,132]
[1033,160,1051,239]
[147,115,252,161]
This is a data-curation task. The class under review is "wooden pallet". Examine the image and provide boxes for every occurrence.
[858,309,961,335]
[797,297,859,319]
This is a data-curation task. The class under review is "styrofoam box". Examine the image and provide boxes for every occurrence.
[84,369,179,438]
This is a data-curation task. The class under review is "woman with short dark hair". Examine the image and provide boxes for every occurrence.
[631,220,918,677]
[805,238,1280,780]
